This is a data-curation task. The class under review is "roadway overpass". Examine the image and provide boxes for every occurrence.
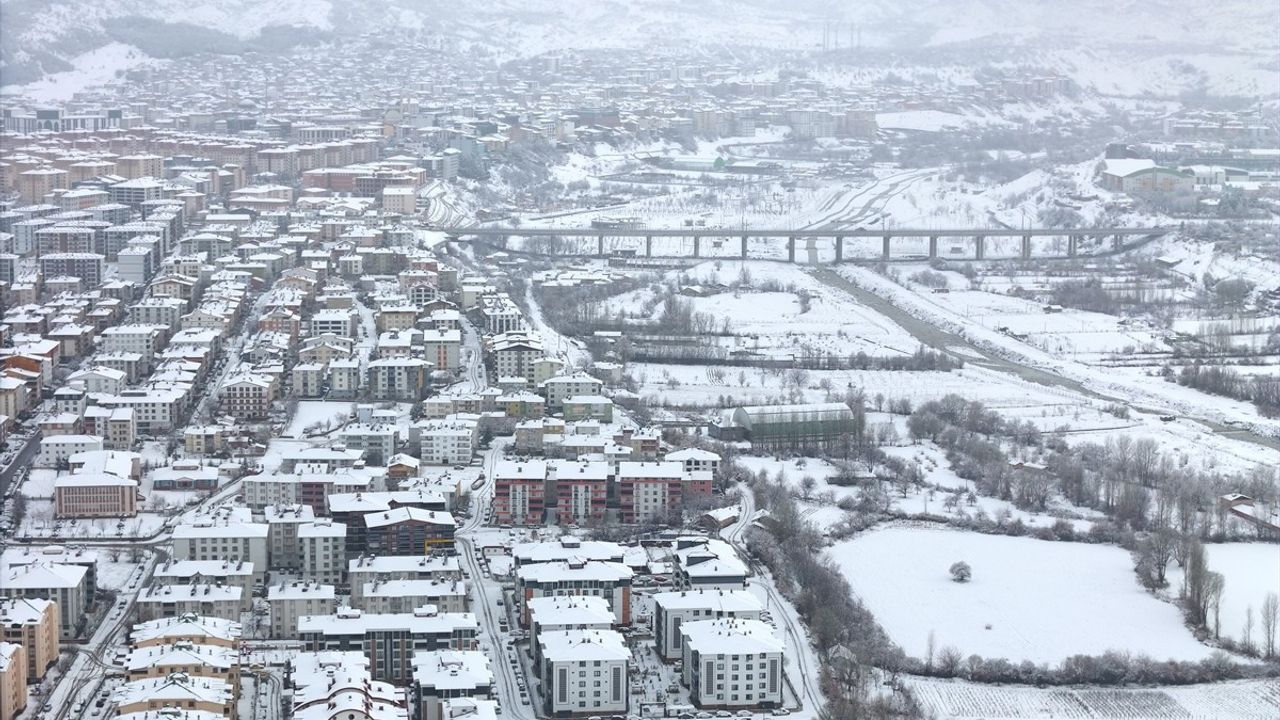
[440,226,1174,263]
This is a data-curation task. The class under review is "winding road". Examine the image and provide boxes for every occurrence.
[722,490,825,715]
[455,441,536,720]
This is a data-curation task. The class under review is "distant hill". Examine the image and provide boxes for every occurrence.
[2,0,1276,93]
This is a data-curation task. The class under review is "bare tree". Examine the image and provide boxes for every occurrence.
[1207,572,1226,638]
[1184,539,1209,624]
[1243,606,1255,655]
[937,646,963,676]
[1261,592,1278,659]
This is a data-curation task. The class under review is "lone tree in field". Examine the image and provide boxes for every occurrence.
[949,561,972,583]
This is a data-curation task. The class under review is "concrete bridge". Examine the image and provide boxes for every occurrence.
[440,226,1173,263]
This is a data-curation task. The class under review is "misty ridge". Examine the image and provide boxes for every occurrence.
[0,2,1277,720]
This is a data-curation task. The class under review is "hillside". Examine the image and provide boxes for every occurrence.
[1,0,1277,94]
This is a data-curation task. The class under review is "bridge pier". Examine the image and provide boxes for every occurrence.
[1113,234,1123,250]
[693,236,701,258]
[1068,236,1078,257]
[882,235,891,260]
[834,235,844,263]
[741,235,748,259]
[787,236,796,263]
[975,236,985,261]
[645,235,653,257]
[929,236,938,258]
[597,235,605,257]
[1021,235,1031,260]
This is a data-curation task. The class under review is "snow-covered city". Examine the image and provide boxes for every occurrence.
[0,2,1277,720]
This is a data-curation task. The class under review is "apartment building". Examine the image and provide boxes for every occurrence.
[515,559,633,626]
[527,595,613,667]
[298,519,347,586]
[617,461,712,524]
[135,584,244,622]
[339,423,400,465]
[664,448,722,476]
[291,650,407,720]
[355,578,469,615]
[550,461,609,525]
[493,459,547,526]
[364,507,456,555]
[309,308,357,337]
[368,357,431,401]
[268,581,337,639]
[491,333,543,384]
[130,614,242,649]
[124,641,240,688]
[104,387,188,434]
[652,589,763,660]
[297,606,479,684]
[348,555,462,604]
[53,472,138,518]
[263,503,315,571]
[112,673,235,719]
[171,515,269,578]
[413,650,494,720]
[420,329,462,372]
[152,560,255,599]
[416,419,477,465]
[36,434,104,467]
[219,373,278,420]
[680,618,784,710]
[0,644,26,720]
[539,629,630,717]
[0,561,89,639]
[539,372,603,412]
[0,598,59,680]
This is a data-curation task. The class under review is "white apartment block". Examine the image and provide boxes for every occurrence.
[130,297,187,330]
[416,419,477,465]
[66,366,128,395]
[652,589,763,660]
[539,372,604,411]
[539,629,630,716]
[101,324,166,366]
[680,618,784,710]
[264,503,316,571]
[339,423,400,465]
[136,584,244,622]
[299,520,347,587]
[309,309,357,337]
[355,578,469,615]
[153,559,255,599]
[171,516,269,579]
[103,387,188,434]
[268,581,337,639]
[664,448,722,476]
[36,435,104,467]
[348,555,462,603]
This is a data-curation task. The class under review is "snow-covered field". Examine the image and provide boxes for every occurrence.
[832,526,1215,664]
[893,282,1169,359]
[1203,542,1280,650]
[833,264,1280,472]
[908,676,1280,720]
[599,261,921,360]
[16,499,169,539]
[283,401,355,437]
